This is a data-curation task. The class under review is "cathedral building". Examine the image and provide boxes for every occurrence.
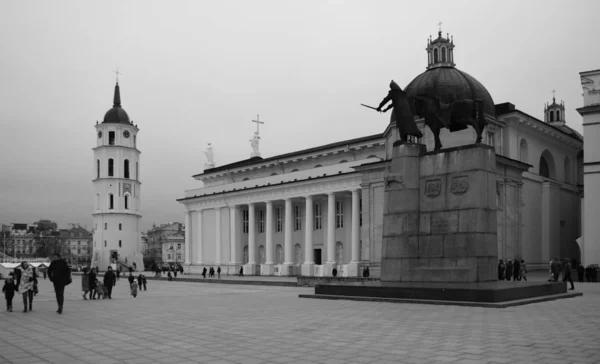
[91,82,144,271]
[178,30,583,276]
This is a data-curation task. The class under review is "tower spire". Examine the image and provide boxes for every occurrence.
[113,83,121,108]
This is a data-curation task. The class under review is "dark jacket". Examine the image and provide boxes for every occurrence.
[103,271,116,287]
[89,271,97,288]
[48,258,71,286]
[2,280,17,298]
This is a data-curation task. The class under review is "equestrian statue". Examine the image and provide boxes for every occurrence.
[368,80,487,151]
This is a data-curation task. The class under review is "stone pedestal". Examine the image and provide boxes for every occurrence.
[301,263,315,276]
[381,143,498,283]
[261,263,274,276]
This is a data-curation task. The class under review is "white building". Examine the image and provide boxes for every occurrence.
[578,69,600,266]
[178,30,583,276]
[91,82,144,272]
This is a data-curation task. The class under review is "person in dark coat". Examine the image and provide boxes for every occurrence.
[505,260,513,281]
[142,275,147,291]
[497,260,505,280]
[551,257,561,282]
[89,268,97,299]
[577,263,585,283]
[365,267,370,278]
[376,80,423,142]
[2,276,17,312]
[137,274,143,290]
[48,253,72,314]
[513,259,521,281]
[562,259,575,290]
[202,267,207,278]
[217,267,221,279]
[116,269,120,281]
[103,266,116,299]
[239,266,244,277]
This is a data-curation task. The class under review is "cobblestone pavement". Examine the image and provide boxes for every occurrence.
[1,276,599,364]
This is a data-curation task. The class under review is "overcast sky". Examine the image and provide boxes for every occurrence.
[0,0,598,233]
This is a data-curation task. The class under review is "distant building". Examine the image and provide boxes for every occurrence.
[163,234,185,264]
[145,222,184,264]
[59,225,92,264]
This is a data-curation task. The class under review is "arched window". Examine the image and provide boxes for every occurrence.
[539,150,556,179]
[564,156,571,183]
[124,194,129,210]
[124,159,130,179]
[335,242,343,265]
[275,244,284,264]
[243,246,249,264]
[519,139,528,163]
[550,110,555,122]
[442,47,447,62]
[108,193,114,210]
[96,160,100,178]
[433,48,438,63]
[119,223,122,230]
[556,110,561,120]
[119,240,122,248]
[108,158,114,177]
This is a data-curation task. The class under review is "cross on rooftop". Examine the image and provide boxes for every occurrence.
[113,68,121,83]
[438,21,442,32]
[252,114,264,135]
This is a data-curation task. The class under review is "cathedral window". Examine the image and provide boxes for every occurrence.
[133,135,136,148]
[242,209,249,234]
[314,203,322,230]
[109,131,115,145]
[336,200,344,228]
[442,47,447,62]
[360,198,363,227]
[540,157,550,178]
[433,48,438,63]
[556,110,561,120]
[119,240,122,247]
[104,223,107,230]
[109,194,114,210]
[550,110,554,122]
[104,241,107,247]
[276,208,283,232]
[108,158,114,177]
[258,209,265,234]
[119,223,122,230]
[294,205,302,231]
[97,160,100,178]
[124,159,130,179]
[124,194,129,210]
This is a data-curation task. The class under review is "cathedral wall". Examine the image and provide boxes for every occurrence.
[521,176,543,264]
[559,187,582,261]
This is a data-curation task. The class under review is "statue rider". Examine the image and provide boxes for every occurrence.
[377,80,423,142]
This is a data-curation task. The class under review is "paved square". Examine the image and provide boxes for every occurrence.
[1,275,599,364]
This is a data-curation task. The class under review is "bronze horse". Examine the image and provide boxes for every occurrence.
[411,95,487,151]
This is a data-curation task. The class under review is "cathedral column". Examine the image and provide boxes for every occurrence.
[184,211,191,265]
[346,189,361,277]
[282,198,293,274]
[247,203,257,275]
[196,210,203,265]
[229,205,238,268]
[262,200,275,275]
[301,195,314,276]
[324,192,337,276]
[215,207,221,265]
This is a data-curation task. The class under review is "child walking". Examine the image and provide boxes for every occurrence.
[3,277,17,312]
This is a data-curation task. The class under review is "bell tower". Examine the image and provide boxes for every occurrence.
[544,90,566,127]
[91,81,143,272]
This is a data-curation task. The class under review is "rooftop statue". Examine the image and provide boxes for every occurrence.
[203,143,215,167]
[250,132,261,157]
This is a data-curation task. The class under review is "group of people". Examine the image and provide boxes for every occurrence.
[2,253,72,314]
[127,273,147,298]
[548,257,576,290]
[154,264,183,278]
[82,266,148,299]
[202,266,220,278]
[497,259,528,281]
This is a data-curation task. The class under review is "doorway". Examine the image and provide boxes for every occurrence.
[314,249,322,265]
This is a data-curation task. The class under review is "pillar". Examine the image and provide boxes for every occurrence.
[262,200,275,275]
[229,205,238,274]
[246,203,257,275]
[346,189,361,277]
[215,207,221,265]
[301,195,314,276]
[195,210,203,265]
[282,198,293,274]
[323,192,337,276]
[184,211,191,265]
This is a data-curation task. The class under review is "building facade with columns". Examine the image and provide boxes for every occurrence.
[178,30,583,276]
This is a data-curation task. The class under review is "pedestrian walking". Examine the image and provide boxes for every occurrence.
[563,259,575,290]
[505,259,513,281]
[137,274,143,290]
[82,267,90,299]
[202,267,207,279]
[551,257,561,282]
[519,259,528,281]
[497,259,505,280]
[142,275,147,291]
[43,270,47,280]
[2,276,17,312]
[217,267,221,279]
[89,268,97,300]
[15,262,36,312]
[47,252,72,314]
[239,266,244,277]
[103,266,116,299]
[513,258,521,281]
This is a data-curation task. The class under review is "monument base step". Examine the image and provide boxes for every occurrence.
[302,281,580,307]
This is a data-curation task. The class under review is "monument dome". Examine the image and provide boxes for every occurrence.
[102,83,131,124]
[404,29,496,118]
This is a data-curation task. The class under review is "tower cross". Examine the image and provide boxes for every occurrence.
[438,21,443,32]
[113,68,122,83]
[252,114,264,135]
[552,89,556,101]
